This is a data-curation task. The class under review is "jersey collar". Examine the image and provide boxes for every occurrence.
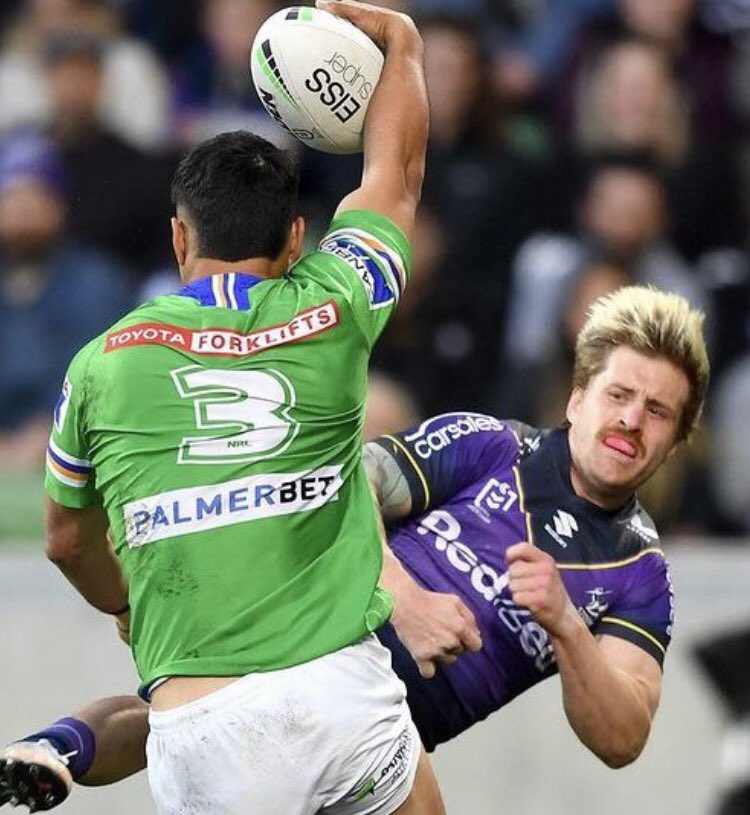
[548,428,635,519]
[176,272,266,310]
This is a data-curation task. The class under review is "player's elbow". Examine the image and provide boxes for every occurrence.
[46,537,76,567]
[598,747,642,769]
[45,498,99,566]
[593,733,647,769]
[45,528,84,567]
[387,158,425,227]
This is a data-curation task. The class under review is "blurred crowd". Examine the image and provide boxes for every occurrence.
[1,0,750,536]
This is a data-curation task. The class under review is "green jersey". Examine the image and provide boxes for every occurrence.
[45,210,410,692]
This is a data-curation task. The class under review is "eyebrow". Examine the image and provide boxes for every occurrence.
[608,383,676,415]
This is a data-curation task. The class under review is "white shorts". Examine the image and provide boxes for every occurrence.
[146,635,421,815]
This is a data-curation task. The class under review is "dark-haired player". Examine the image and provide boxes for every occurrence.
[0,1,455,813]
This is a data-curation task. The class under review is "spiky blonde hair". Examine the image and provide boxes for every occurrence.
[573,286,709,440]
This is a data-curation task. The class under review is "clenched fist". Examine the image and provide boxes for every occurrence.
[506,542,578,638]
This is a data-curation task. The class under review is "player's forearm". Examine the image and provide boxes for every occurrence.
[361,18,428,206]
[367,467,421,634]
[75,696,148,786]
[379,538,419,622]
[551,613,653,768]
[49,541,129,615]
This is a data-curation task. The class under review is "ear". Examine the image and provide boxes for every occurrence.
[566,387,584,425]
[171,216,188,269]
[287,216,306,266]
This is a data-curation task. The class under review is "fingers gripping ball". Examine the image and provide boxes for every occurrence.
[251,6,384,154]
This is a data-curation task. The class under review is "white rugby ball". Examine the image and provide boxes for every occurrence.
[250,5,384,154]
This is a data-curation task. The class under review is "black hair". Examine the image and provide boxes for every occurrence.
[171,131,300,262]
[576,149,667,205]
[42,32,104,66]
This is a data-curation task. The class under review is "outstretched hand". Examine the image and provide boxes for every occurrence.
[390,580,482,679]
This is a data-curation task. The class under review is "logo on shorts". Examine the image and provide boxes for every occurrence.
[348,726,414,802]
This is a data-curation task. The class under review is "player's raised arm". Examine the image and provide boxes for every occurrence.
[320,0,428,241]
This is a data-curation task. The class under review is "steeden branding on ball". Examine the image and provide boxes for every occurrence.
[251,6,384,154]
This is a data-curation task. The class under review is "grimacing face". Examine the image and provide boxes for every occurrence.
[566,345,690,509]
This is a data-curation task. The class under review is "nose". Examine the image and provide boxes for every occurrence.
[619,401,645,431]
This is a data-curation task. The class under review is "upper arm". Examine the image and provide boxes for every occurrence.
[296,210,411,348]
[594,549,674,670]
[363,441,412,520]
[45,346,103,511]
[368,413,517,517]
[45,496,110,562]
[597,635,663,718]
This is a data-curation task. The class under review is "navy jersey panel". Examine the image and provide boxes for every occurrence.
[374,413,519,514]
[378,415,674,749]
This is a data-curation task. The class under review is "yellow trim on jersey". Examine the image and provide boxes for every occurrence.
[556,547,664,571]
[512,464,534,545]
[599,616,667,656]
[382,434,431,512]
[506,423,534,545]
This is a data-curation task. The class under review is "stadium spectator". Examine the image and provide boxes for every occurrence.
[561,36,749,371]
[552,0,742,144]
[171,0,288,148]
[419,14,539,274]
[118,0,203,64]
[0,130,131,467]
[40,31,174,275]
[491,0,615,105]
[556,32,746,261]
[387,15,540,414]
[498,153,707,424]
[0,0,170,151]
[370,204,449,411]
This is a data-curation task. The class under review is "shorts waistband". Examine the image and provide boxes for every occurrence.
[148,675,252,732]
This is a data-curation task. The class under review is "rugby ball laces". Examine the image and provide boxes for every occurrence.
[250,5,384,154]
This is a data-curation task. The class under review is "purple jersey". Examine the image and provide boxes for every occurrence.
[373,413,674,751]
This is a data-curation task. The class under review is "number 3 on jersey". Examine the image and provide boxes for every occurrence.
[171,366,299,464]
